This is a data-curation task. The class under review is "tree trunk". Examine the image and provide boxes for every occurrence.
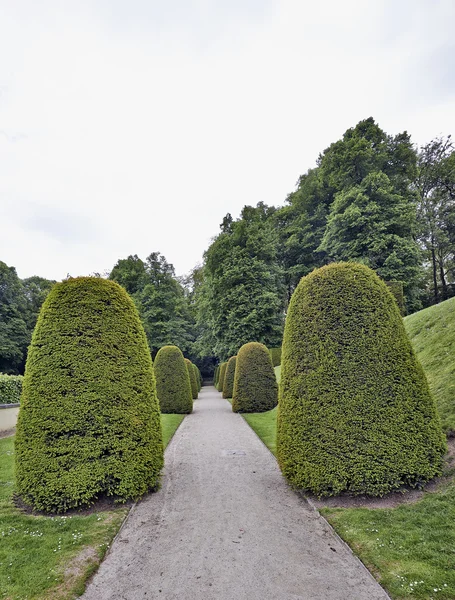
[431,242,439,303]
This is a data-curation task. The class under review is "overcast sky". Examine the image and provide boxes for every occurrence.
[1,0,454,281]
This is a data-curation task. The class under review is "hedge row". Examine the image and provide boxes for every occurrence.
[0,374,23,404]
[277,262,446,497]
[222,356,236,399]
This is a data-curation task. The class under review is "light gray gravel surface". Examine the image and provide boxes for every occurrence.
[83,386,390,600]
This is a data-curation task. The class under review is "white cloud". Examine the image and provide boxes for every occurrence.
[1,0,454,280]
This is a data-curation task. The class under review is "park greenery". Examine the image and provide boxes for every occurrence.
[1,118,454,376]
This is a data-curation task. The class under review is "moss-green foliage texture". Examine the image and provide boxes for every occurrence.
[15,277,164,513]
[154,346,193,414]
[232,342,278,413]
[192,363,201,392]
[222,356,236,399]
[185,359,198,399]
[218,362,227,393]
[214,365,219,387]
[269,347,282,367]
[277,262,446,497]
[0,374,23,404]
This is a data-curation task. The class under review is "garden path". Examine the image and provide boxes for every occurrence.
[83,386,390,600]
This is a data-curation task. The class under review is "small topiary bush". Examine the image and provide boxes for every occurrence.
[192,363,201,392]
[185,358,198,399]
[0,374,23,404]
[154,346,193,414]
[277,262,446,497]
[218,362,227,393]
[214,365,219,387]
[15,277,163,513]
[223,356,237,399]
[232,343,278,413]
[269,347,282,367]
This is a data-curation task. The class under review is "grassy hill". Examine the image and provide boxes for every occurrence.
[404,296,455,435]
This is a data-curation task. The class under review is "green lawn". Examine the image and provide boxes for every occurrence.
[404,297,455,435]
[242,313,455,599]
[0,413,184,600]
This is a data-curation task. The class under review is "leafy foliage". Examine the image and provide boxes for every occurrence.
[15,277,163,512]
[222,356,236,399]
[232,342,278,413]
[196,203,285,360]
[217,362,227,393]
[184,358,198,400]
[154,345,193,414]
[110,252,196,356]
[0,374,23,404]
[277,262,446,497]
[268,347,282,367]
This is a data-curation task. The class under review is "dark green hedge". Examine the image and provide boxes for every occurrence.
[223,356,237,399]
[232,342,278,413]
[15,277,163,513]
[269,347,282,367]
[218,362,227,393]
[154,345,193,414]
[185,358,198,399]
[0,374,23,404]
[214,365,219,387]
[277,262,446,497]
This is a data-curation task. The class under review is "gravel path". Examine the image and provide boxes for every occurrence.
[83,386,390,600]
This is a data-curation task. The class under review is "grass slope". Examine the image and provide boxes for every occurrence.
[0,413,184,600]
[243,305,455,599]
[404,297,455,435]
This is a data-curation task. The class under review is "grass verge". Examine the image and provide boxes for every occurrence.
[0,413,185,600]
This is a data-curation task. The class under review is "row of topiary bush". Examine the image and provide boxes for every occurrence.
[14,277,202,514]
[215,343,278,413]
[0,374,23,404]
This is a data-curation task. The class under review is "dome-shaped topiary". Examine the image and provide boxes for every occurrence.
[15,277,163,513]
[232,343,278,412]
[185,358,198,399]
[269,347,282,367]
[192,363,201,392]
[277,262,446,497]
[218,362,227,393]
[223,356,237,399]
[154,345,193,414]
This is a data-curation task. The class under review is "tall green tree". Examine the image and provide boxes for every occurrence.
[197,203,285,360]
[110,252,196,356]
[0,262,28,373]
[415,136,455,304]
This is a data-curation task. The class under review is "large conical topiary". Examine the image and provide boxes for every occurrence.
[154,345,193,414]
[232,343,278,412]
[15,277,164,513]
[277,262,446,497]
[218,362,227,393]
[223,356,237,399]
[185,358,198,399]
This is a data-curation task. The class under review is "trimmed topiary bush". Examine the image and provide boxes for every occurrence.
[269,347,282,367]
[277,262,446,497]
[223,356,237,399]
[192,363,201,392]
[214,365,219,387]
[232,343,278,413]
[185,358,198,399]
[154,345,193,414]
[15,277,164,513]
[218,362,227,393]
[0,374,23,404]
